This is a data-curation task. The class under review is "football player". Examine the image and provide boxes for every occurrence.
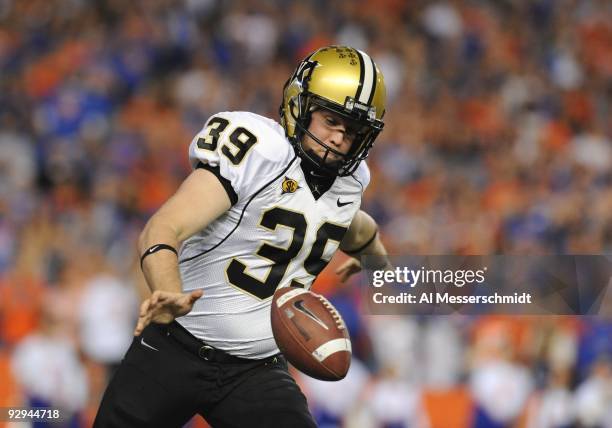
[94,45,390,428]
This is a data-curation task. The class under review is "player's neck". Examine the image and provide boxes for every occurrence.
[299,160,336,200]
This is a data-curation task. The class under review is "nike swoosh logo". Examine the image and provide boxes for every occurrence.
[337,199,353,207]
[141,338,159,351]
[293,300,329,330]
[145,245,160,255]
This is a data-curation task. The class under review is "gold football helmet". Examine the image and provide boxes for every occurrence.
[280,45,386,176]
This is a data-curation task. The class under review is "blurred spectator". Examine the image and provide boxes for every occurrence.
[11,309,89,427]
[363,365,430,428]
[0,260,45,347]
[469,359,533,428]
[367,315,420,381]
[573,358,612,428]
[422,318,465,389]
[468,317,534,427]
[524,369,574,428]
[78,271,138,374]
[299,358,371,428]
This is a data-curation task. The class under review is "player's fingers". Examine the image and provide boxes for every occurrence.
[140,299,161,330]
[335,261,352,274]
[154,292,184,310]
[134,314,147,336]
[157,291,175,302]
[150,290,164,306]
[341,265,362,283]
[338,272,350,282]
[140,309,156,331]
[189,289,204,303]
[139,299,150,317]
[149,296,166,311]
[153,292,181,312]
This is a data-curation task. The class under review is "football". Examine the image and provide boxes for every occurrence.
[271,286,351,381]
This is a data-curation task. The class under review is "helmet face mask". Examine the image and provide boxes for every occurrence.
[280,46,386,176]
[289,96,382,176]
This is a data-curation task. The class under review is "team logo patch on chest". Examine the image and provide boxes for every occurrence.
[281,177,300,194]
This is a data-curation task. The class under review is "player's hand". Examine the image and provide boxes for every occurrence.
[335,258,362,283]
[134,289,203,336]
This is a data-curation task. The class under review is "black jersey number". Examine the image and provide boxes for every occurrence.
[196,117,256,164]
[226,207,305,299]
[304,222,348,276]
[196,117,229,151]
[222,128,257,165]
[226,207,348,299]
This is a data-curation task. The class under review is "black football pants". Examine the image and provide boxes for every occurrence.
[93,322,316,428]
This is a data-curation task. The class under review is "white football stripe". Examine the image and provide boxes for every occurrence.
[275,288,310,307]
[312,338,352,362]
[357,50,374,104]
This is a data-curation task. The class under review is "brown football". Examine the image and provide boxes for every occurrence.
[271,286,351,381]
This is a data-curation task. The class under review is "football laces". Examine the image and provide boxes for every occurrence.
[317,295,346,330]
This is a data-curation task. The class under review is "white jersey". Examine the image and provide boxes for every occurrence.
[176,111,370,358]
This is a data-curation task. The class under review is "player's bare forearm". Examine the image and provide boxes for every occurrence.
[340,210,391,270]
[137,168,232,294]
[138,218,184,293]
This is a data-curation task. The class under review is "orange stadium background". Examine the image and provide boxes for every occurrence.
[0,0,611,427]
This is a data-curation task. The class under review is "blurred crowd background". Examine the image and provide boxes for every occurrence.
[1,0,611,427]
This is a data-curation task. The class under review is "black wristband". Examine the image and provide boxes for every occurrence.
[140,244,178,270]
[343,228,378,256]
